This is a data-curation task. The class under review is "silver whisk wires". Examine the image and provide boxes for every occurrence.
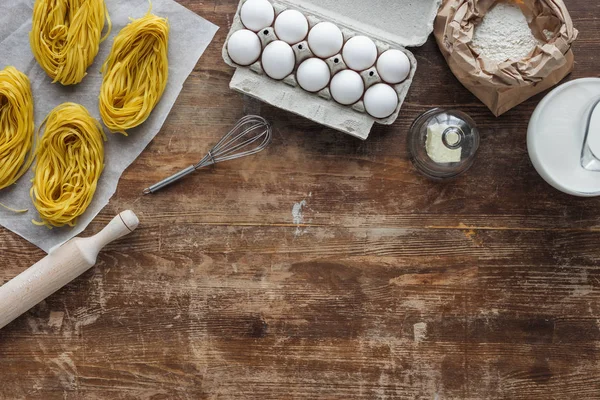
[143,115,272,194]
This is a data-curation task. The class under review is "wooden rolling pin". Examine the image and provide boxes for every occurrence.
[0,211,139,330]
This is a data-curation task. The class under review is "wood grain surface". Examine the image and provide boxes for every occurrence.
[1,1,600,399]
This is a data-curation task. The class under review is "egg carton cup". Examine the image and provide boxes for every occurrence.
[222,0,441,140]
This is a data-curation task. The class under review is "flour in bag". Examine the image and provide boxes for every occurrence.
[471,2,540,63]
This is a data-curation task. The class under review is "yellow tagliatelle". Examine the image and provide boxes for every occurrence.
[99,12,169,135]
[30,103,106,228]
[30,0,111,85]
[0,66,35,191]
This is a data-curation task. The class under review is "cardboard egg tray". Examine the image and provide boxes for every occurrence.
[222,0,441,140]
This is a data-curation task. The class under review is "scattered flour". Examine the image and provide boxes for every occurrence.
[292,198,308,237]
[471,2,540,63]
[48,311,65,330]
[413,322,427,343]
[292,193,313,237]
[292,200,307,226]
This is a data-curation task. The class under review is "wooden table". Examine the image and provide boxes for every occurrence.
[1,1,599,399]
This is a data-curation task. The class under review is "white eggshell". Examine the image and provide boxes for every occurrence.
[364,83,399,119]
[307,22,343,59]
[262,40,296,80]
[342,36,378,71]
[330,70,364,105]
[240,0,275,32]
[227,29,262,66]
[377,49,411,84]
[296,58,331,92]
[274,10,309,45]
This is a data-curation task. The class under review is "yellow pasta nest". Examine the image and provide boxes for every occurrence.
[99,12,169,135]
[30,103,106,228]
[30,0,111,85]
[0,66,35,191]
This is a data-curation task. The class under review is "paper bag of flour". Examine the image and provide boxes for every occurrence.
[434,0,578,116]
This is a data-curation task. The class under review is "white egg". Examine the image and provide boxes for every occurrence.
[342,36,378,71]
[364,83,399,119]
[377,49,411,84]
[262,40,296,80]
[274,10,308,44]
[307,22,343,59]
[296,58,331,92]
[227,29,262,66]
[240,0,275,32]
[330,70,364,105]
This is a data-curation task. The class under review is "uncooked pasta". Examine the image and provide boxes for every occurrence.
[0,66,35,191]
[30,0,111,86]
[99,12,169,135]
[30,103,106,228]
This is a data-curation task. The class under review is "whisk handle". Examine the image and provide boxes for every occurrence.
[143,166,196,195]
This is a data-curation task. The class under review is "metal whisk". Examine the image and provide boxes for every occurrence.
[143,115,272,194]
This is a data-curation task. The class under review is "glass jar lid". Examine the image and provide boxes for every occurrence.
[408,108,480,180]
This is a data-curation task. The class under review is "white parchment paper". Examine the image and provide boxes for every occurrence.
[0,0,218,252]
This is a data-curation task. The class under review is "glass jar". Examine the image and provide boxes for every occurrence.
[408,108,480,180]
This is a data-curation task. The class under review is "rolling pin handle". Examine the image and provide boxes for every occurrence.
[0,211,139,330]
[78,211,140,262]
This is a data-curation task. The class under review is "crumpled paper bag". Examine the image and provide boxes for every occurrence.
[0,0,218,252]
[434,0,578,116]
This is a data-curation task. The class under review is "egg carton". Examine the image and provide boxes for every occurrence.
[222,0,441,140]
